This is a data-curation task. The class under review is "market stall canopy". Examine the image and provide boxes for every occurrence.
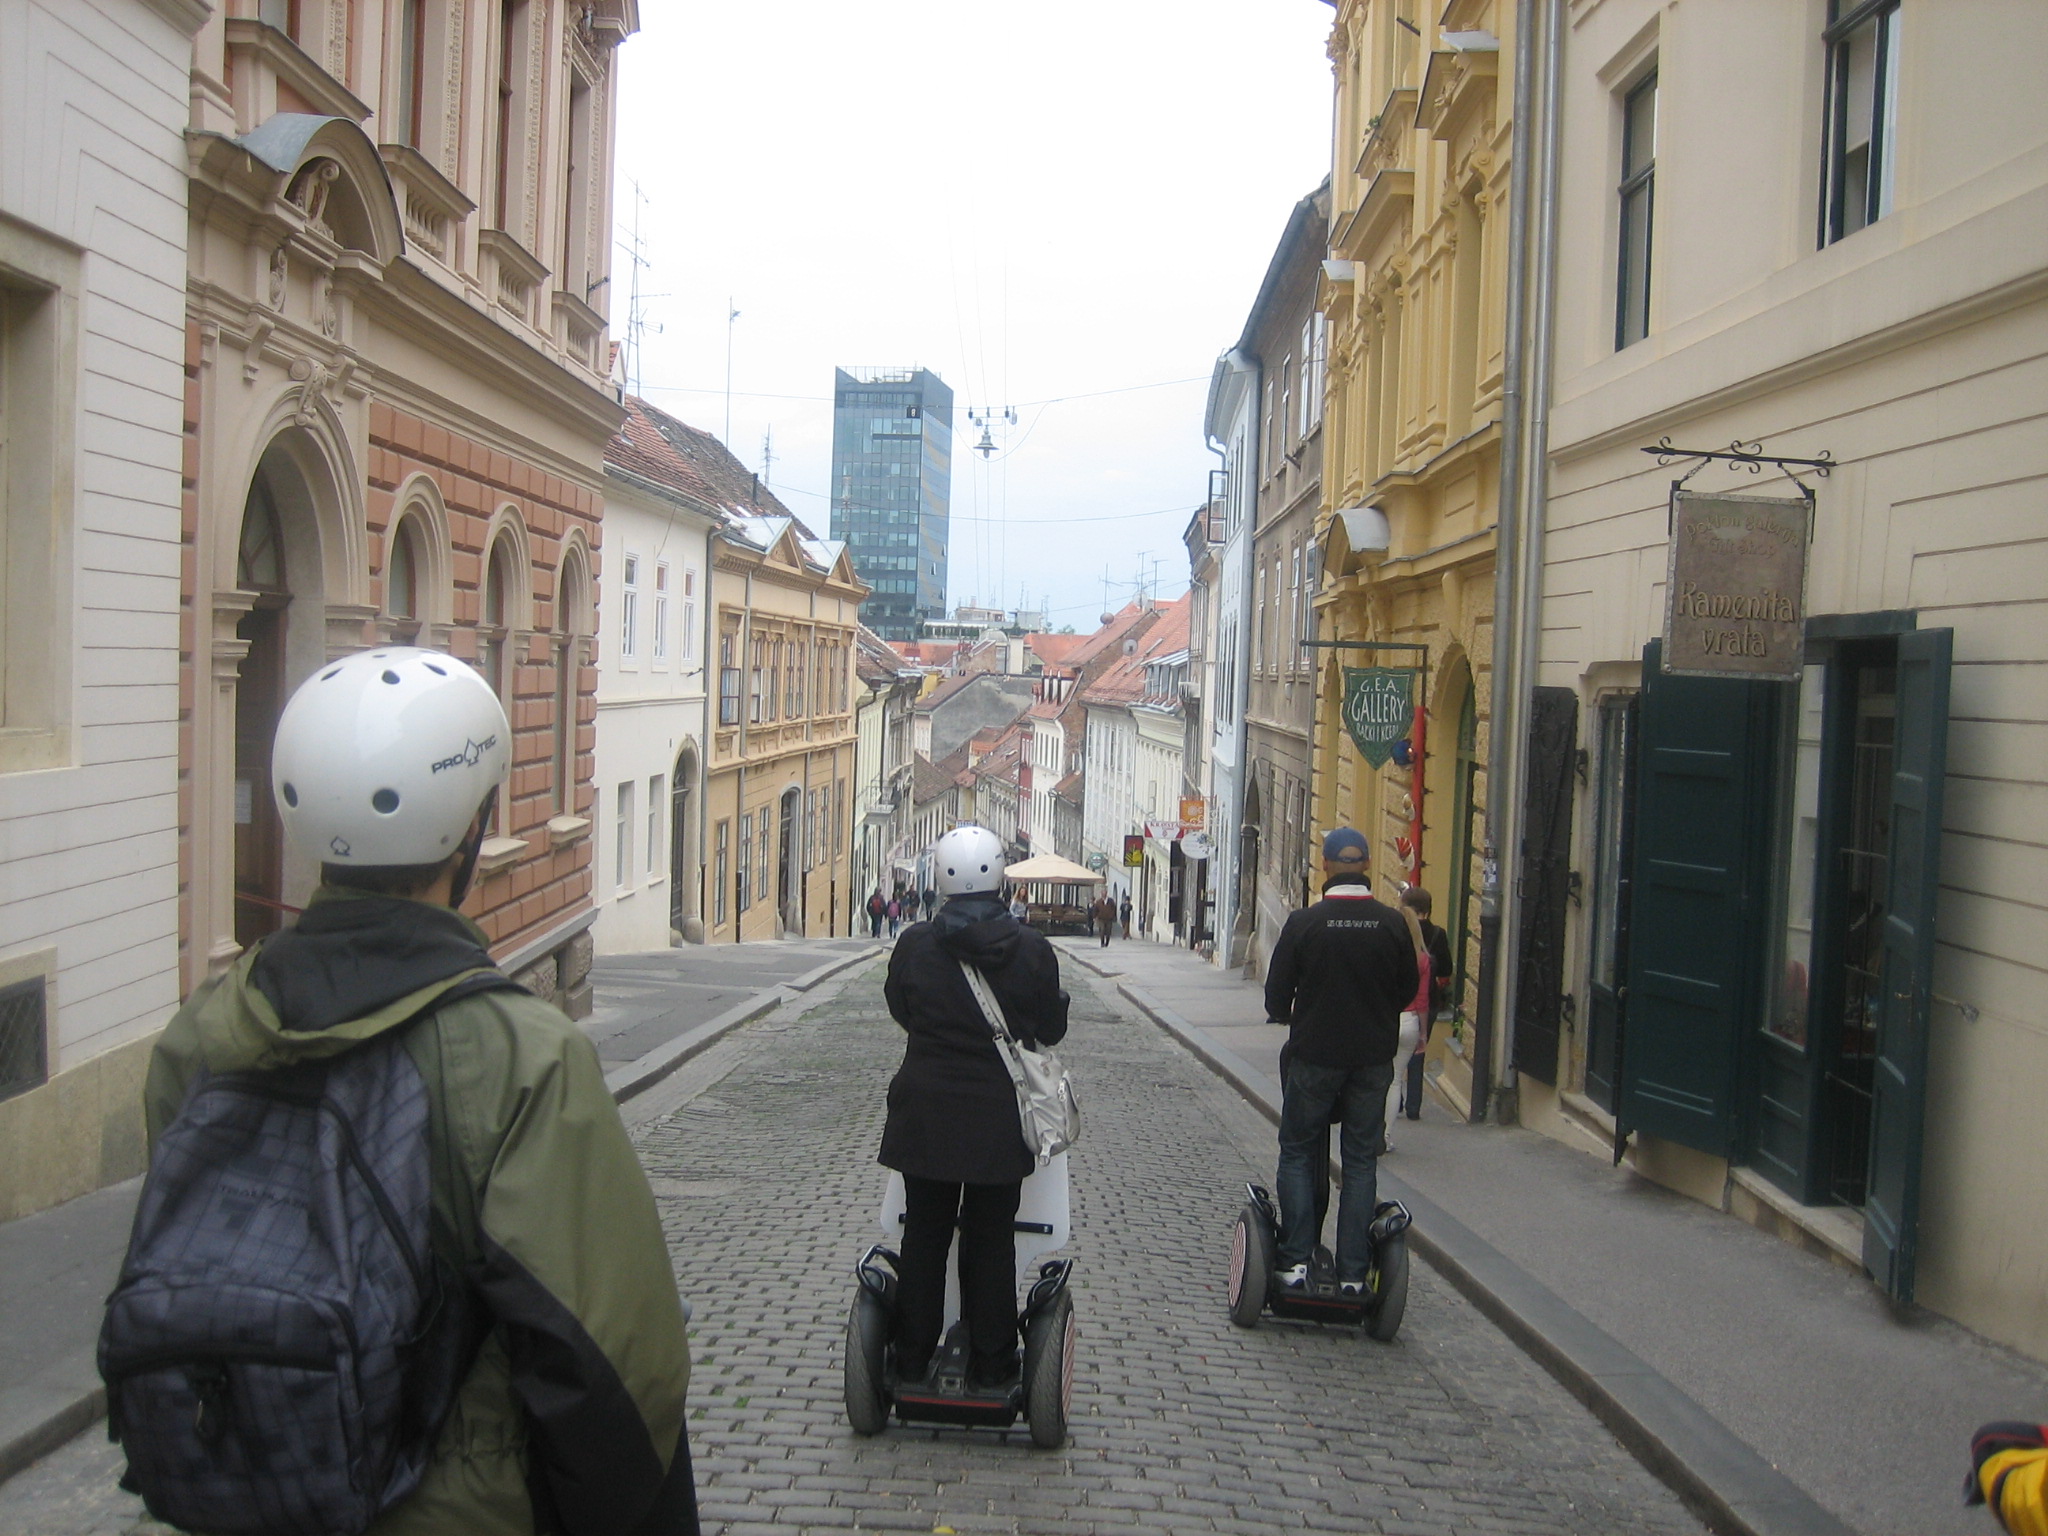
[1005,854,1104,884]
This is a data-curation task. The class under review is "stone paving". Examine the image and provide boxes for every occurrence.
[0,959,1706,1536]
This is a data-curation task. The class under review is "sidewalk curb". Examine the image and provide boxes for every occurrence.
[1114,979,1856,1536]
[603,944,883,1105]
[0,1378,106,1492]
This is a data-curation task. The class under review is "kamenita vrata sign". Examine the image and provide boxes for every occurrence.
[1662,490,1810,681]
[1342,667,1415,769]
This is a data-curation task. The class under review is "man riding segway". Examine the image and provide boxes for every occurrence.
[1263,827,1417,1297]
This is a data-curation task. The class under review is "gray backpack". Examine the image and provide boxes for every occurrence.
[99,973,513,1536]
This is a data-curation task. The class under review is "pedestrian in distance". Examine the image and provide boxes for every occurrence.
[101,648,698,1536]
[868,888,888,938]
[922,885,939,922]
[888,892,902,937]
[1095,893,1116,948]
[1398,887,1455,1123]
[879,826,1071,1392]
[1262,827,1418,1296]
[1119,893,1133,940]
[1383,898,1432,1154]
[1009,887,1030,926]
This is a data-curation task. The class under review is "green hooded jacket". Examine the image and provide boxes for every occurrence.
[142,889,695,1536]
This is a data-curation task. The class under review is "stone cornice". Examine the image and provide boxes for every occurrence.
[139,0,211,37]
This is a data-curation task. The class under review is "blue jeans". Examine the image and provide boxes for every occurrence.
[1276,1056,1393,1283]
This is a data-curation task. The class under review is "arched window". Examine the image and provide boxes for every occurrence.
[386,517,422,641]
[481,536,516,700]
[554,547,590,816]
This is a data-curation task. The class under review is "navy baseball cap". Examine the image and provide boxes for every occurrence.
[1322,827,1370,863]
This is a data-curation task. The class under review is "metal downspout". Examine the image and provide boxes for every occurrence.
[1476,0,1542,1121]
[1493,0,1567,1110]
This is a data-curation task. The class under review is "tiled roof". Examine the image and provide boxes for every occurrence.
[1078,596,1191,709]
[608,396,808,529]
[912,754,956,806]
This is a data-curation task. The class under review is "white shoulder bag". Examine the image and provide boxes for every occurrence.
[958,959,1081,1167]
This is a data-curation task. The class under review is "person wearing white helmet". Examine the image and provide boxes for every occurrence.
[138,648,699,1536]
[877,825,1070,1391]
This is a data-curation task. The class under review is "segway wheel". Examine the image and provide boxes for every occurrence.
[1366,1237,1410,1343]
[1227,1204,1271,1328]
[1024,1289,1077,1449]
[844,1290,890,1434]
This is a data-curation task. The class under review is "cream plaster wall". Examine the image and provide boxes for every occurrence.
[0,0,201,1216]
[1543,0,2048,1359]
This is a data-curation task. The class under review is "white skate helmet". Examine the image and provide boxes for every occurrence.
[271,647,510,869]
[933,825,1005,897]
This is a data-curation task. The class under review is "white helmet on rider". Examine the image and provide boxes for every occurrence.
[271,647,510,876]
[933,825,1006,897]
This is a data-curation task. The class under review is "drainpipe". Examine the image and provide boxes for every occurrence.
[1485,0,1566,1119]
[1476,0,1548,1121]
[736,557,753,940]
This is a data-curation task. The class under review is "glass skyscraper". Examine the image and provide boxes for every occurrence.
[830,367,952,641]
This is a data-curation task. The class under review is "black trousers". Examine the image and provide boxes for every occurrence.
[896,1175,1022,1380]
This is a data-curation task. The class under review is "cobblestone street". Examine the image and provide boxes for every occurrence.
[0,957,1706,1536]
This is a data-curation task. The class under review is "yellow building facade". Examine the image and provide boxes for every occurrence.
[1314,0,1516,1107]
[706,517,865,942]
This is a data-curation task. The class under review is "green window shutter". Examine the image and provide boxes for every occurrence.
[1861,627,1952,1303]
[1617,641,1777,1157]
[1512,686,1578,1086]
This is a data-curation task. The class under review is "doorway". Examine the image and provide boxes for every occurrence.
[670,746,697,938]
[778,786,801,936]
[233,476,291,952]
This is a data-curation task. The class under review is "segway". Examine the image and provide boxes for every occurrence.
[1227,1179,1412,1339]
[844,1154,1077,1448]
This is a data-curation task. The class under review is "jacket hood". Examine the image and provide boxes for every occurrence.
[931,891,1021,966]
[186,889,500,1072]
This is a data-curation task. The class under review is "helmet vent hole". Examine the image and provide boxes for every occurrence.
[371,788,401,814]
[381,670,401,685]
[424,662,446,675]
[321,669,340,681]
[280,782,298,808]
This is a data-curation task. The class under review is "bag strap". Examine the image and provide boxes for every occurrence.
[956,959,1016,1046]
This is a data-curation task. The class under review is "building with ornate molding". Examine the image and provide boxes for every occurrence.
[1313,0,1513,1107]
[0,0,211,1222]
[706,509,865,942]
[181,4,637,1017]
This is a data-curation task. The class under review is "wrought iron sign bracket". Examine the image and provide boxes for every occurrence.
[1644,437,1835,535]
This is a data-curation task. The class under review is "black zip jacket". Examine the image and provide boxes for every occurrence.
[880,892,1070,1185]
[1264,882,1419,1069]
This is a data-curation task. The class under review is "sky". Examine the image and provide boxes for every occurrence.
[613,2,1335,630]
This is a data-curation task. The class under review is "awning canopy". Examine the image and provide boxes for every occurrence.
[1005,854,1105,884]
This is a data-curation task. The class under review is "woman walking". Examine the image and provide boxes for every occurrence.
[879,826,1070,1390]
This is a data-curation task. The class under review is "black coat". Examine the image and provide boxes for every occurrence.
[879,892,1070,1185]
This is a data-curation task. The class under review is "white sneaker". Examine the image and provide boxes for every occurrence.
[1277,1263,1309,1290]
[1339,1280,1367,1300]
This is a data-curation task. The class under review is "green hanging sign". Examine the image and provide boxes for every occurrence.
[1342,666,1416,768]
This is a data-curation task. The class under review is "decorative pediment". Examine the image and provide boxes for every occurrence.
[227,114,403,264]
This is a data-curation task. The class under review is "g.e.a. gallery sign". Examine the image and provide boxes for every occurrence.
[1342,666,1415,768]
[1662,490,1810,681]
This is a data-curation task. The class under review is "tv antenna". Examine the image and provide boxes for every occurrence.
[616,182,665,396]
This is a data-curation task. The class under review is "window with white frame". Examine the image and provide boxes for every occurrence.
[614,780,634,889]
[681,566,698,659]
[647,775,663,881]
[1615,68,1658,350]
[620,552,640,659]
[1820,0,1899,245]
[1278,357,1293,451]
[1299,314,1324,435]
[652,561,669,662]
